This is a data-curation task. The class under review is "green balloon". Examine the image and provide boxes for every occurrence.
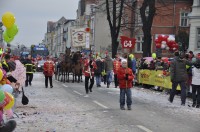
[7,24,18,38]
[0,90,5,103]
[3,31,14,43]
[152,53,156,59]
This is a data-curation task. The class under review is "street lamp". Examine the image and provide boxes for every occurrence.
[0,22,4,47]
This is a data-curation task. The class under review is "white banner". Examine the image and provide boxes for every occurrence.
[85,33,90,49]
[71,28,86,47]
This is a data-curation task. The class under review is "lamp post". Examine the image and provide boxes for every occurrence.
[0,22,4,47]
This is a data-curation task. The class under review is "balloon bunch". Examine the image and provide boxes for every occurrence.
[155,35,179,51]
[0,66,15,118]
[2,12,19,43]
[0,85,15,118]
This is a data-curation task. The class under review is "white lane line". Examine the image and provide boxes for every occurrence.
[62,84,68,87]
[73,90,83,95]
[137,125,153,132]
[93,100,108,109]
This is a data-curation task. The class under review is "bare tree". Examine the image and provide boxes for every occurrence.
[140,0,156,57]
[106,0,125,58]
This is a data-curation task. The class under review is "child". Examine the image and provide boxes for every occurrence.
[117,59,134,110]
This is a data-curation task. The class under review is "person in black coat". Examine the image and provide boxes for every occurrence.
[94,57,103,87]
[1,54,18,84]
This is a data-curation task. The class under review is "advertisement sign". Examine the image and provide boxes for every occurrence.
[138,69,180,90]
[71,28,86,47]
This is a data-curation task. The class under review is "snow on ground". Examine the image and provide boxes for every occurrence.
[11,74,135,132]
[106,82,200,121]
[9,73,200,131]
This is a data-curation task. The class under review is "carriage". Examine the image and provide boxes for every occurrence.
[55,48,84,83]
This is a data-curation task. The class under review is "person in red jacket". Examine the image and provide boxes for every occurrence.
[113,54,121,88]
[117,59,134,110]
[43,56,55,88]
[83,56,97,96]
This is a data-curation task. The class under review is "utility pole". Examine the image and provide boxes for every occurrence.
[0,22,4,47]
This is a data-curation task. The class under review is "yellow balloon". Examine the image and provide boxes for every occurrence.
[2,12,15,28]
[4,93,15,110]
[0,69,3,81]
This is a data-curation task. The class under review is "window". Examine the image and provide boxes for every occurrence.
[180,12,189,27]
[197,28,200,49]
[135,36,143,52]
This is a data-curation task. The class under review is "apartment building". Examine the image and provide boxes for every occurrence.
[45,17,75,57]
[188,0,200,54]
[125,0,193,58]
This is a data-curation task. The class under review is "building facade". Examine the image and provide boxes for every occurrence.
[188,0,200,54]
[130,0,193,58]
[45,17,75,57]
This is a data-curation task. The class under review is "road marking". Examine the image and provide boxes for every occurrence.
[93,101,108,109]
[62,84,68,87]
[55,80,59,82]
[137,125,153,132]
[73,90,83,95]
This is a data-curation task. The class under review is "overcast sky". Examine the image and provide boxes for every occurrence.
[0,0,79,47]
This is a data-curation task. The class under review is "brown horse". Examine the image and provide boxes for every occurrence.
[58,48,83,83]
[71,51,83,83]
[58,48,72,82]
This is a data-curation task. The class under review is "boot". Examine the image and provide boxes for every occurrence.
[0,120,17,132]
[107,84,109,88]
[89,89,92,92]
[127,105,132,110]
[192,103,196,107]
[196,105,200,108]
[168,98,173,103]
[120,106,125,110]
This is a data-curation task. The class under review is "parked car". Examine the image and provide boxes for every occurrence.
[36,60,45,72]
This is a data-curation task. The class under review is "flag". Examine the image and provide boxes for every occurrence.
[120,36,136,49]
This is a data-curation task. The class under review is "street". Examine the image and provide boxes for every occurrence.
[13,73,200,132]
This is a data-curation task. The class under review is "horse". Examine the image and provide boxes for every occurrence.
[58,48,83,83]
[58,48,72,82]
[71,51,83,83]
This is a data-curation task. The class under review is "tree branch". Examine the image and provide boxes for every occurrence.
[116,0,125,39]
[106,0,113,37]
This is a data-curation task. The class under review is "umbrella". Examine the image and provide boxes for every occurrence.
[144,57,153,62]
[11,60,26,90]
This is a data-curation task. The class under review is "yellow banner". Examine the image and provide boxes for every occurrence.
[138,70,180,90]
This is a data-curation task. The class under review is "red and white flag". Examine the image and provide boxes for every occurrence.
[120,36,136,49]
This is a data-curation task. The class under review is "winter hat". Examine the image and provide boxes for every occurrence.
[121,59,127,63]
[121,59,127,68]
[7,61,16,71]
